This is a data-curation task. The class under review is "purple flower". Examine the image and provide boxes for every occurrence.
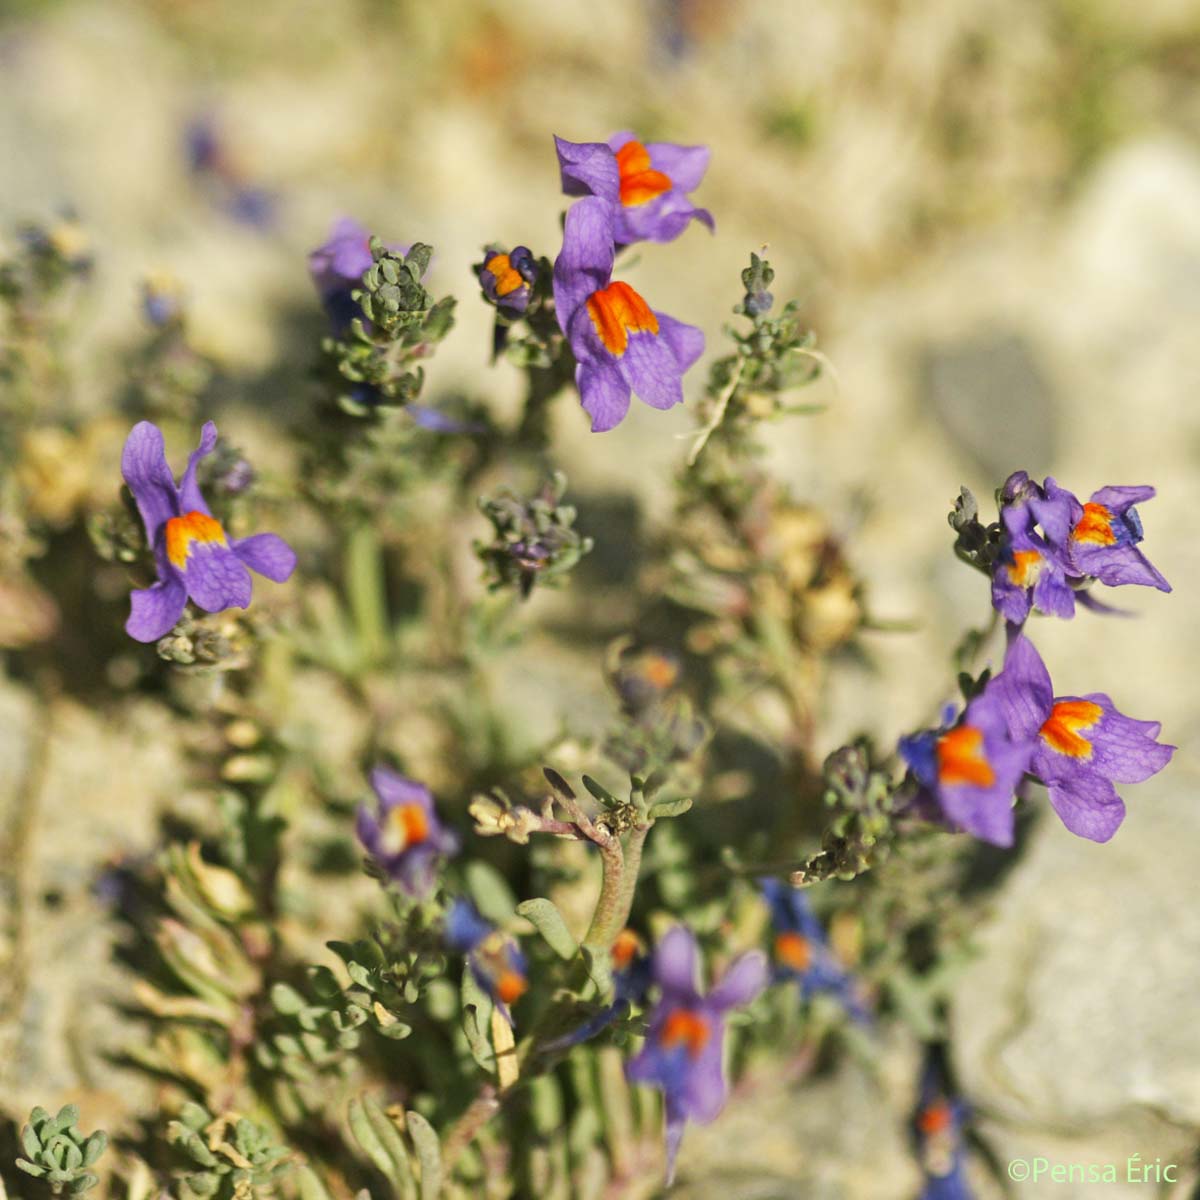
[1034,478,1170,593]
[625,926,767,1184]
[913,1055,973,1200]
[991,502,1075,624]
[476,245,537,315]
[760,879,868,1022]
[121,421,296,643]
[308,217,408,334]
[184,116,277,230]
[554,133,714,245]
[899,679,1035,847]
[553,196,704,432]
[445,898,529,1026]
[991,634,1174,842]
[355,768,459,897]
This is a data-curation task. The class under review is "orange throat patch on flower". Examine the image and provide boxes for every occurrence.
[165,510,228,568]
[484,252,525,297]
[774,931,812,972]
[586,281,659,357]
[1039,699,1103,758]
[383,802,430,853]
[1006,548,1043,587]
[661,1009,711,1058]
[937,725,996,788]
[1073,502,1116,545]
[615,139,672,207]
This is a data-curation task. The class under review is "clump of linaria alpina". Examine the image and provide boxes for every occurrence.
[2,128,1172,1200]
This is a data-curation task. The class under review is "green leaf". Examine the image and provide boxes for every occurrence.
[69,1172,99,1194]
[581,775,619,807]
[647,797,693,820]
[21,1122,41,1158]
[271,982,306,1015]
[82,1131,108,1167]
[348,1097,393,1182]
[366,1095,415,1194]
[406,1111,442,1200]
[295,1165,336,1200]
[347,962,376,991]
[460,970,496,1073]
[516,898,578,960]
[542,767,576,800]
[179,1102,211,1132]
[15,1158,46,1178]
[465,859,517,923]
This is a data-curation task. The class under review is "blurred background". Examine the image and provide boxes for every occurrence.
[2,1,1199,1195]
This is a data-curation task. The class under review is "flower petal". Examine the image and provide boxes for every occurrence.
[233,532,297,583]
[577,360,632,432]
[370,766,433,812]
[646,141,711,192]
[553,196,617,323]
[182,542,252,613]
[1091,485,1155,509]
[178,421,219,516]
[126,574,187,643]
[121,421,180,540]
[554,135,620,202]
[679,1016,728,1123]
[619,330,685,411]
[708,950,768,1012]
[1045,771,1126,842]
[992,633,1053,740]
[654,926,701,1002]
[1071,693,1174,784]
[656,311,705,372]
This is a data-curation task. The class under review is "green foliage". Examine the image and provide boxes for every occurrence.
[165,1104,292,1199]
[15,1106,108,1195]
[474,471,594,597]
[322,240,456,412]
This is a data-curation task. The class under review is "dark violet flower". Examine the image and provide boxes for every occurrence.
[625,926,767,1184]
[898,679,1035,847]
[476,245,537,316]
[553,196,704,432]
[355,767,459,897]
[991,633,1174,842]
[308,216,408,334]
[1034,478,1170,594]
[141,273,185,328]
[121,421,296,643]
[185,116,278,230]
[554,132,714,245]
[760,879,868,1022]
[990,502,1075,624]
[913,1055,973,1200]
[445,898,529,1026]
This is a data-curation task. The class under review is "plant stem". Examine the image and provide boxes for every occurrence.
[581,835,626,954]
[612,823,649,936]
[441,1085,500,1172]
[345,521,389,666]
